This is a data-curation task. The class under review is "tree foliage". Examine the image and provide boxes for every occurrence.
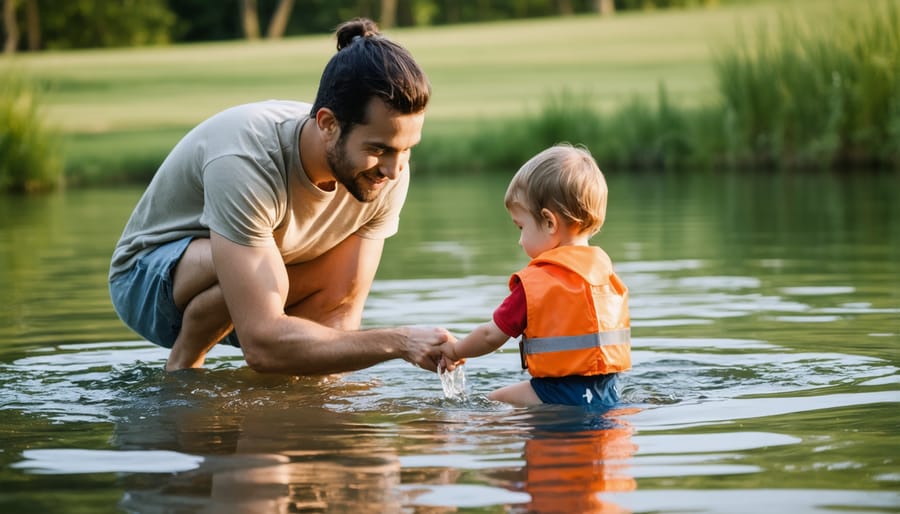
[1,0,722,51]
[35,0,174,50]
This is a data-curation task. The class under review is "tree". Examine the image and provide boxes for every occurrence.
[36,0,174,50]
[167,0,242,42]
[24,0,37,49]
[3,0,17,54]
[441,0,460,23]
[379,0,397,28]
[266,0,295,38]
[597,0,615,16]
[242,0,298,40]
[242,0,260,39]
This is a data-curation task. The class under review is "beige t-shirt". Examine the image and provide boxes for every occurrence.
[109,100,409,281]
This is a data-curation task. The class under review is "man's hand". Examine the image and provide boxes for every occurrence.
[437,338,465,373]
[401,327,455,372]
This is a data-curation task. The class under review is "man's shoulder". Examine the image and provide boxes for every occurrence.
[214,100,312,125]
[186,100,310,166]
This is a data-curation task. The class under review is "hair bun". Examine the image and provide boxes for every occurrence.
[335,18,381,51]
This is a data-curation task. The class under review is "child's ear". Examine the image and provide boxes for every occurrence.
[540,208,558,233]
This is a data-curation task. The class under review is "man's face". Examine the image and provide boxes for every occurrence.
[327,98,425,202]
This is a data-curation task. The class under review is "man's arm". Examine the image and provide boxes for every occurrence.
[282,233,383,331]
[210,231,450,375]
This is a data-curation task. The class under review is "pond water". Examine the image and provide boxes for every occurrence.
[0,171,898,513]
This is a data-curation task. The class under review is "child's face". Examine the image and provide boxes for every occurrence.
[509,204,557,259]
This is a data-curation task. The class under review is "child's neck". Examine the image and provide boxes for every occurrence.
[555,230,591,248]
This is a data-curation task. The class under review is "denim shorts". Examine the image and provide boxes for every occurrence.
[109,236,240,349]
[530,373,620,409]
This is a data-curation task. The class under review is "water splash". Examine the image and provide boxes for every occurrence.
[439,364,468,400]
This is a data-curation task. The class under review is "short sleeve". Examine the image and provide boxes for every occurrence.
[492,280,527,338]
[200,155,286,246]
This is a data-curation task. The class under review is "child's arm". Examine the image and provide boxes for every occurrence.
[442,321,510,363]
[440,283,522,371]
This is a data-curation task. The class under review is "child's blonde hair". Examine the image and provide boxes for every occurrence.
[504,144,608,236]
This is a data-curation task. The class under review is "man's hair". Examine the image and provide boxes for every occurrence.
[310,18,431,133]
[504,144,608,236]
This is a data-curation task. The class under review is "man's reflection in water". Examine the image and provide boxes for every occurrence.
[111,372,405,513]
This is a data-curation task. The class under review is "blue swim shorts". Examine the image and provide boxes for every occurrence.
[109,236,240,349]
[530,373,620,409]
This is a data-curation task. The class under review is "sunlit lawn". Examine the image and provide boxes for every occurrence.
[2,0,823,180]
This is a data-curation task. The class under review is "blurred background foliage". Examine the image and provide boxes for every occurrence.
[0,0,896,192]
[3,0,727,51]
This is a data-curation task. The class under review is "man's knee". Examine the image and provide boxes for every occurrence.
[286,287,363,329]
[282,235,374,329]
[172,238,217,311]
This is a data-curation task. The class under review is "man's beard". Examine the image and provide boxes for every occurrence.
[326,139,381,203]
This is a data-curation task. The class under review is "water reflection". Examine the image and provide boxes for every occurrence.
[397,407,639,513]
[115,407,404,512]
[5,328,898,512]
[519,409,637,514]
[99,371,404,512]
[12,363,642,513]
[2,173,899,512]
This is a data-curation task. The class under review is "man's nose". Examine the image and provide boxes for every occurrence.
[379,154,405,180]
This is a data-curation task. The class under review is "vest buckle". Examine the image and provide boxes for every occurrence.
[519,339,528,370]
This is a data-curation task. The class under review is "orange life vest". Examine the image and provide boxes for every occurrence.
[512,245,631,378]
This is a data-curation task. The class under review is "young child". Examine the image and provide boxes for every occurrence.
[440,144,631,408]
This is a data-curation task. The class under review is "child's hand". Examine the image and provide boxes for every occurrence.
[439,354,465,373]
[438,339,465,373]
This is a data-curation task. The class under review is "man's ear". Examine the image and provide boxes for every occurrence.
[540,208,559,234]
[315,108,340,142]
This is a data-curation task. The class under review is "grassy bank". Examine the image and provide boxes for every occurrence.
[714,0,899,170]
[1,0,895,185]
[415,0,899,173]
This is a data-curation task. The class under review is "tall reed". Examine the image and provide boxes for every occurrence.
[713,0,900,169]
[416,85,706,173]
[0,73,63,192]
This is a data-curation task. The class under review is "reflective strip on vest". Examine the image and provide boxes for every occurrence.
[522,328,631,355]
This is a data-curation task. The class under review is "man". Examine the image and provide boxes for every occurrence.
[109,18,452,374]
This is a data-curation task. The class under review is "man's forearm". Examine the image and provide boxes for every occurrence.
[239,315,408,375]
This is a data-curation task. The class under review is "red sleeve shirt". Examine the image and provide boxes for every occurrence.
[492,278,527,338]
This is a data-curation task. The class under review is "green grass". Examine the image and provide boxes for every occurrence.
[0,0,886,183]
[713,0,900,168]
[0,74,63,192]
